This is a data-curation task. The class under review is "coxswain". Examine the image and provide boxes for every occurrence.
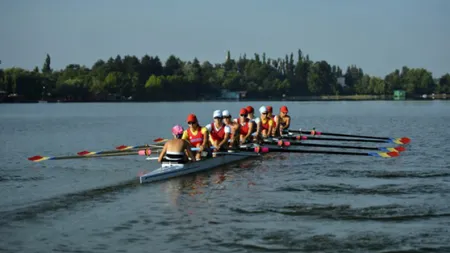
[181,113,208,161]
[273,105,291,136]
[158,125,196,163]
[222,110,240,147]
[255,106,274,139]
[205,110,231,151]
[234,107,255,144]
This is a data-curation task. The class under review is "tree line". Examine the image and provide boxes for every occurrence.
[1,50,449,102]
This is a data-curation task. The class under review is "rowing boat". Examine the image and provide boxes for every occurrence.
[139,144,263,184]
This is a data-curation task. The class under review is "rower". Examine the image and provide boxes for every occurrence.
[158,125,196,163]
[222,110,240,147]
[246,106,256,122]
[273,105,291,136]
[266,105,277,136]
[205,110,231,151]
[266,106,274,119]
[181,113,209,161]
[255,105,274,140]
[234,107,255,144]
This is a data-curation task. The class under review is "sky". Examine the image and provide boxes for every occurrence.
[0,0,449,78]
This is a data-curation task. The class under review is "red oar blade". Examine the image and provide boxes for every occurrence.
[77,150,96,156]
[115,145,134,150]
[394,146,406,152]
[400,137,411,144]
[153,138,168,143]
[28,155,49,162]
[387,151,400,157]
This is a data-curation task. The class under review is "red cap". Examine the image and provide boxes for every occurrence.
[246,106,254,113]
[266,106,273,113]
[280,106,289,113]
[239,108,248,115]
[186,113,198,123]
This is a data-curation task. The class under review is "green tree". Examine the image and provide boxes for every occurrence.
[42,54,52,74]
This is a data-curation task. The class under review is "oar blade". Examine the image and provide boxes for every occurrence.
[28,155,50,162]
[378,146,406,153]
[77,150,97,156]
[368,151,399,158]
[400,137,411,144]
[153,138,168,143]
[395,146,406,152]
[115,145,134,150]
[388,138,410,145]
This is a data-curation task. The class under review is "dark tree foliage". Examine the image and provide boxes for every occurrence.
[0,50,448,102]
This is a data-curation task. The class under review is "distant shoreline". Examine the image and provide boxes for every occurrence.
[1,94,447,104]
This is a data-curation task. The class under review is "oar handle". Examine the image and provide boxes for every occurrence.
[249,146,399,157]
[286,129,410,143]
[282,135,390,143]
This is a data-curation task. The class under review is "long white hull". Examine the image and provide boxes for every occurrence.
[139,152,259,184]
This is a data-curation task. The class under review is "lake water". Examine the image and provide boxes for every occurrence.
[1,101,449,253]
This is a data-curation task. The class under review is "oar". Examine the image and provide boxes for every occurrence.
[76,138,166,156]
[282,135,408,144]
[264,139,406,152]
[240,146,400,158]
[28,149,154,162]
[78,144,163,156]
[114,138,168,151]
[286,129,411,144]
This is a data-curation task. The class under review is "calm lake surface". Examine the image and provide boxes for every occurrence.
[1,101,449,253]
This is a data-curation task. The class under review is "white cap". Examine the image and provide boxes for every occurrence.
[213,110,222,118]
[222,110,230,117]
[259,106,267,114]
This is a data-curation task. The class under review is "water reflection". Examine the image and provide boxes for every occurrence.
[159,159,269,210]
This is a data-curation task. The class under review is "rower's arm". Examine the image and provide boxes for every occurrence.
[244,121,254,139]
[255,121,261,136]
[157,143,168,163]
[285,116,291,129]
[267,120,274,137]
[201,127,209,148]
[184,141,196,162]
[218,133,230,148]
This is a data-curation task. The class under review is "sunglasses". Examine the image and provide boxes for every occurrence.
[214,117,222,120]
[188,121,196,125]
[261,112,267,115]
[223,116,231,119]
[240,114,248,117]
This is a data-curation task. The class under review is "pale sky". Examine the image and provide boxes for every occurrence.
[0,0,449,78]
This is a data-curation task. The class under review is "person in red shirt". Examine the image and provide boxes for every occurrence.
[222,110,240,147]
[273,105,291,136]
[181,113,208,161]
[255,106,274,139]
[246,105,256,122]
[205,110,231,151]
[233,108,255,144]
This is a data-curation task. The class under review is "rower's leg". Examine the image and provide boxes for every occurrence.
[240,135,245,144]
[195,144,202,161]
[261,129,268,140]
[211,140,220,157]
[230,126,240,148]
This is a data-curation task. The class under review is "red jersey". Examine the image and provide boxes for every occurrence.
[186,128,204,146]
[209,122,226,141]
[237,117,250,135]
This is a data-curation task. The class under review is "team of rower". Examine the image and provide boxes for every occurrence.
[158,105,291,163]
